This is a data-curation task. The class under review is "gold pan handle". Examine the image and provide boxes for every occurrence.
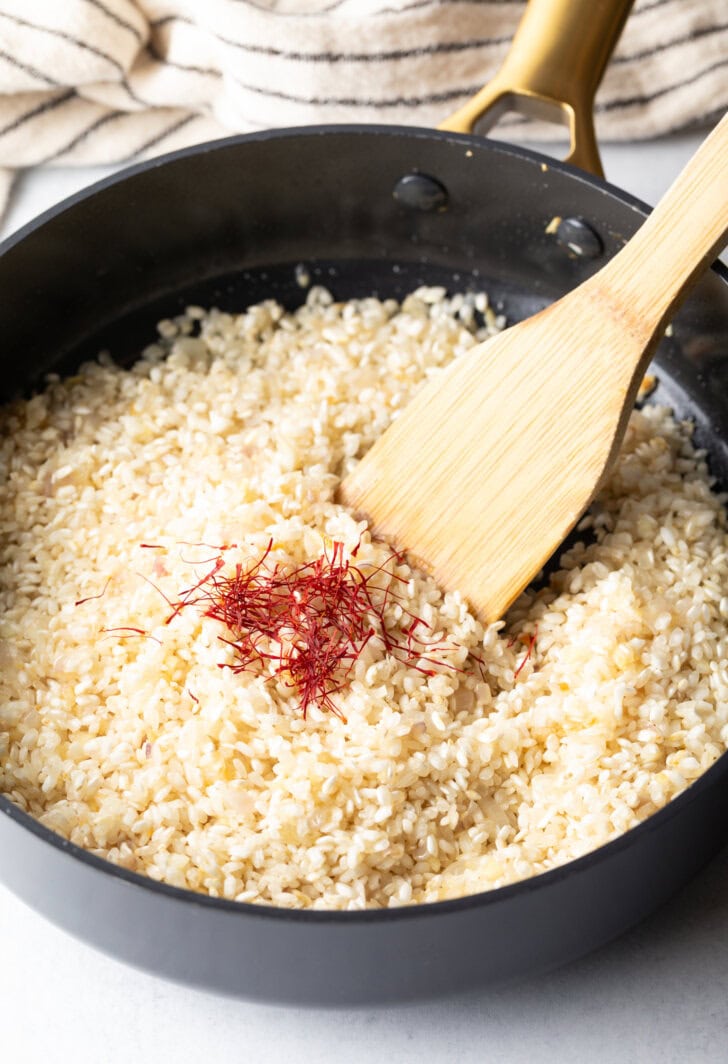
[439,0,635,177]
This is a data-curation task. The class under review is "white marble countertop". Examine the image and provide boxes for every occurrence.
[2,134,728,1063]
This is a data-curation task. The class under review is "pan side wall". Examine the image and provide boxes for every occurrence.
[1,757,727,1006]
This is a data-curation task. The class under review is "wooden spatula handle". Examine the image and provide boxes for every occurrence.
[596,113,728,345]
[341,114,728,624]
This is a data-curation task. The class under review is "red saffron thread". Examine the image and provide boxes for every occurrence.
[513,624,539,680]
[177,540,237,551]
[74,578,110,606]
[164,541,463,720]
[102,626,162,645]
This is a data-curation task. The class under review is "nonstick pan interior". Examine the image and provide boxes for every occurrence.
[1,126,728,1005]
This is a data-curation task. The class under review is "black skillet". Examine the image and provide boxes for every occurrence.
[1,0,727,1005]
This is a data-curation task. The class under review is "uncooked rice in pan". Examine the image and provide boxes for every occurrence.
[1,285,727,911]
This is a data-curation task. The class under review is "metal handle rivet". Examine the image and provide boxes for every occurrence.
[554,216,603,259]
[393,173,449,212]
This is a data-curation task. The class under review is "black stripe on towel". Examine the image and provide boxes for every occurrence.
[147,41,219,78]
[632,0,674,15]
[131,113,197,157]
[0,49,63,87]
[216,32,511,62]
[153,14,511,63]
[381,0,534,13]
[231,51,728,113]
[40,110,198,166]
[599,56,728,110]
[0,89,76,140]
[0,11,127,78]
[225,0,351,12]
[38,110,127,164]
[613,21,728,65]
[82,0,145,43]
[230,78,482,108]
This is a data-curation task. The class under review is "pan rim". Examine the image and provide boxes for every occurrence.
[4,121,716,261]
[1,121,727,925]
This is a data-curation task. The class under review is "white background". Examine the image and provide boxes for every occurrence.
[2,133,728,1063]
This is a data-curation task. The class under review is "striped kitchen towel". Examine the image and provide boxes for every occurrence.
[0,0,726,220]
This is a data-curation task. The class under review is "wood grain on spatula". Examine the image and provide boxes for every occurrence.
[340,114,728,624]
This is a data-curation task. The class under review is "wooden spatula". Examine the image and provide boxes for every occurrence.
[340,114,728,623]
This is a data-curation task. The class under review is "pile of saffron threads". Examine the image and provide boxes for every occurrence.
[164,540,458,721]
